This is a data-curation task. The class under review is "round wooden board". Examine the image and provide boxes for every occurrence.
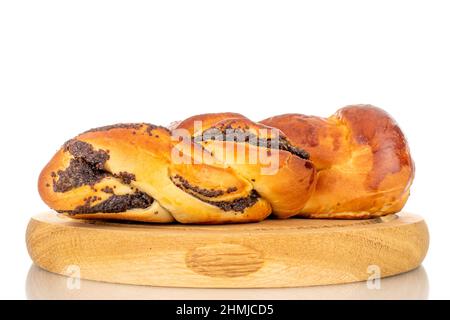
[26,212,429,288]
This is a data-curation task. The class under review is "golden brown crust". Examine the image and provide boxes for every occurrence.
[174,115,317,218]
[261,104,414,218]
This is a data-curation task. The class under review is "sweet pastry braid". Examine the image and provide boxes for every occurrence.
[38,105,414,223]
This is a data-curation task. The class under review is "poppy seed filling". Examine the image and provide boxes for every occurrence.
[53,158,109,193]
[53,140,110,192]
[171,174,227,198]
[64,139,110,169]
[171,174,259,212]
[204,190,260,213]
[54,140,153,214]
[60,191,153,215]
[197,127,310,160]
[83,123,145,134]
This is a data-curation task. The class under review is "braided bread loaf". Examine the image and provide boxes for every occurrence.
[38,105,413,223]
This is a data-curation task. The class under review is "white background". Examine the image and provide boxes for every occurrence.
[1,0,449,299]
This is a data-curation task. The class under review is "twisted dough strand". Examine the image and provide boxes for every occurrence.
[261,105,414,218]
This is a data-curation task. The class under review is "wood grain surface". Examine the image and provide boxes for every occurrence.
[26,212,429,288]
